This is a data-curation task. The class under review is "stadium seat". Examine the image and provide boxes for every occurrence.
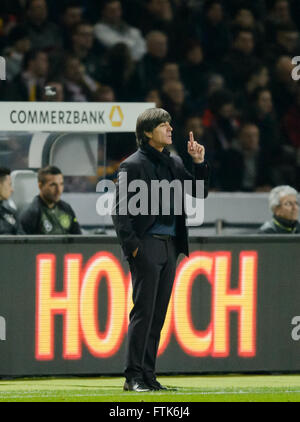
[10,170,39,213]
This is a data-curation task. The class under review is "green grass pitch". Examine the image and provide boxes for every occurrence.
[1,374,300,402]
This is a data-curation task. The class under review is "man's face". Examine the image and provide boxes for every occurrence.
[160,63,180,83]
[103,1,122,24]
[63,7,82,28]
[274,0,290,22]
[218,103,235,119]
[234,32,254,55]
[163,81,185,105]
[185,117,204,139]
[0,175,13,201]
[257,90,273,114]
[73,24,94,49]
[39,174,64,205]
[275,194,299,221]
[239,125,259,151]
[147,33,168,58]
[32,52,48,78]
[206,3,223,24]
[28,0,47,24]
[235,8,254,27]
[146,121,173,149]
[148,0,172,20]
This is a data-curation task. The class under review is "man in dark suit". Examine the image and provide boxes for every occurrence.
[112,108,209,392]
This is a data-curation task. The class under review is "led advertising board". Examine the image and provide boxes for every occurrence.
[0,236,299,376]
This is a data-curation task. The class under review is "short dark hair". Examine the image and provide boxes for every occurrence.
[23,49,46,71]
[135,108,171,147]
[0,167,11,183]
[209,89,234,114]
[38,166,62,184]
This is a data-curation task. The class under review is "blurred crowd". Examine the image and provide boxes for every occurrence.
[1,0,300,192]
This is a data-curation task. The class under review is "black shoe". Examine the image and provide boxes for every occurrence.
[123,378,151,392]
[145,377,168,391]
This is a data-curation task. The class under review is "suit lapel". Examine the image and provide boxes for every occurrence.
[138,150,157,181]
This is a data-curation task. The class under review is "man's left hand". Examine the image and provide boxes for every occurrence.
[187,131,205,163]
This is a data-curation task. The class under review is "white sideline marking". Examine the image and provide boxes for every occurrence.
[1,390,300,399]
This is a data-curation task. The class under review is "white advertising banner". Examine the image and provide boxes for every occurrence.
[0,102,155,133]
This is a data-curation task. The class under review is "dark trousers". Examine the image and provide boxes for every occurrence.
[125,234,177,381]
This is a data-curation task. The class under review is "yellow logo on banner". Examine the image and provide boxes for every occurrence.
[109,105,124,127]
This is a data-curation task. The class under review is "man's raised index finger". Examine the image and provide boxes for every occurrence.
[189,131,194,142]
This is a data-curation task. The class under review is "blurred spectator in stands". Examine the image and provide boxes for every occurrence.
[59,1,83,49]
[2,25,31,81]
[259,185,300,233]
[192,0,231,67]
[61,54,98,102]
[140,0,174,36]
[246,65,270,96]
[236,64,270,111]
[136,30,168,95]
[270,55,298,118]
[204,89,239,152]
[247,88,281,161]
[161,79,189,127]
[222,28,262,93]
[206,73,225,96]
[223,0,267,20]
[265,0,295,42]
[160,79,190,150]
[102,43,141,101]
[282,85,300,188]
[3,48,48,101]
[230,6,265,57]
[94,0,146,61]
[180,39,212,111]
[24,0,63,51]
[42,80,64,101]
[202,89,239,188]
[144,88,162,108]
[20,165,82,234]
[69,21,105,83]
[283,85,300,150]
[93,84,115,102]
[218,122,273,191]
[266,23,300,65]
[0,167,24,235]
[159,62,180,86]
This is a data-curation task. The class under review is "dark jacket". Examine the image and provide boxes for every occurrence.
[0,201,24,235]
[259,215,300,234]
[20,195,81,235]
[112,147,210,259]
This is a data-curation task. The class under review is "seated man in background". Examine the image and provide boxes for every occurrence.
[21,166,81,235]
[259,185,300,233]
[0,167,24,235]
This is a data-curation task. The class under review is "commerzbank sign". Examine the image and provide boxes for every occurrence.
[0,102,154,133]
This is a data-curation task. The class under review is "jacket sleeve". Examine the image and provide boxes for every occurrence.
[69,208,82,234]
[111,161,141,257]
[174,156,210,199]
